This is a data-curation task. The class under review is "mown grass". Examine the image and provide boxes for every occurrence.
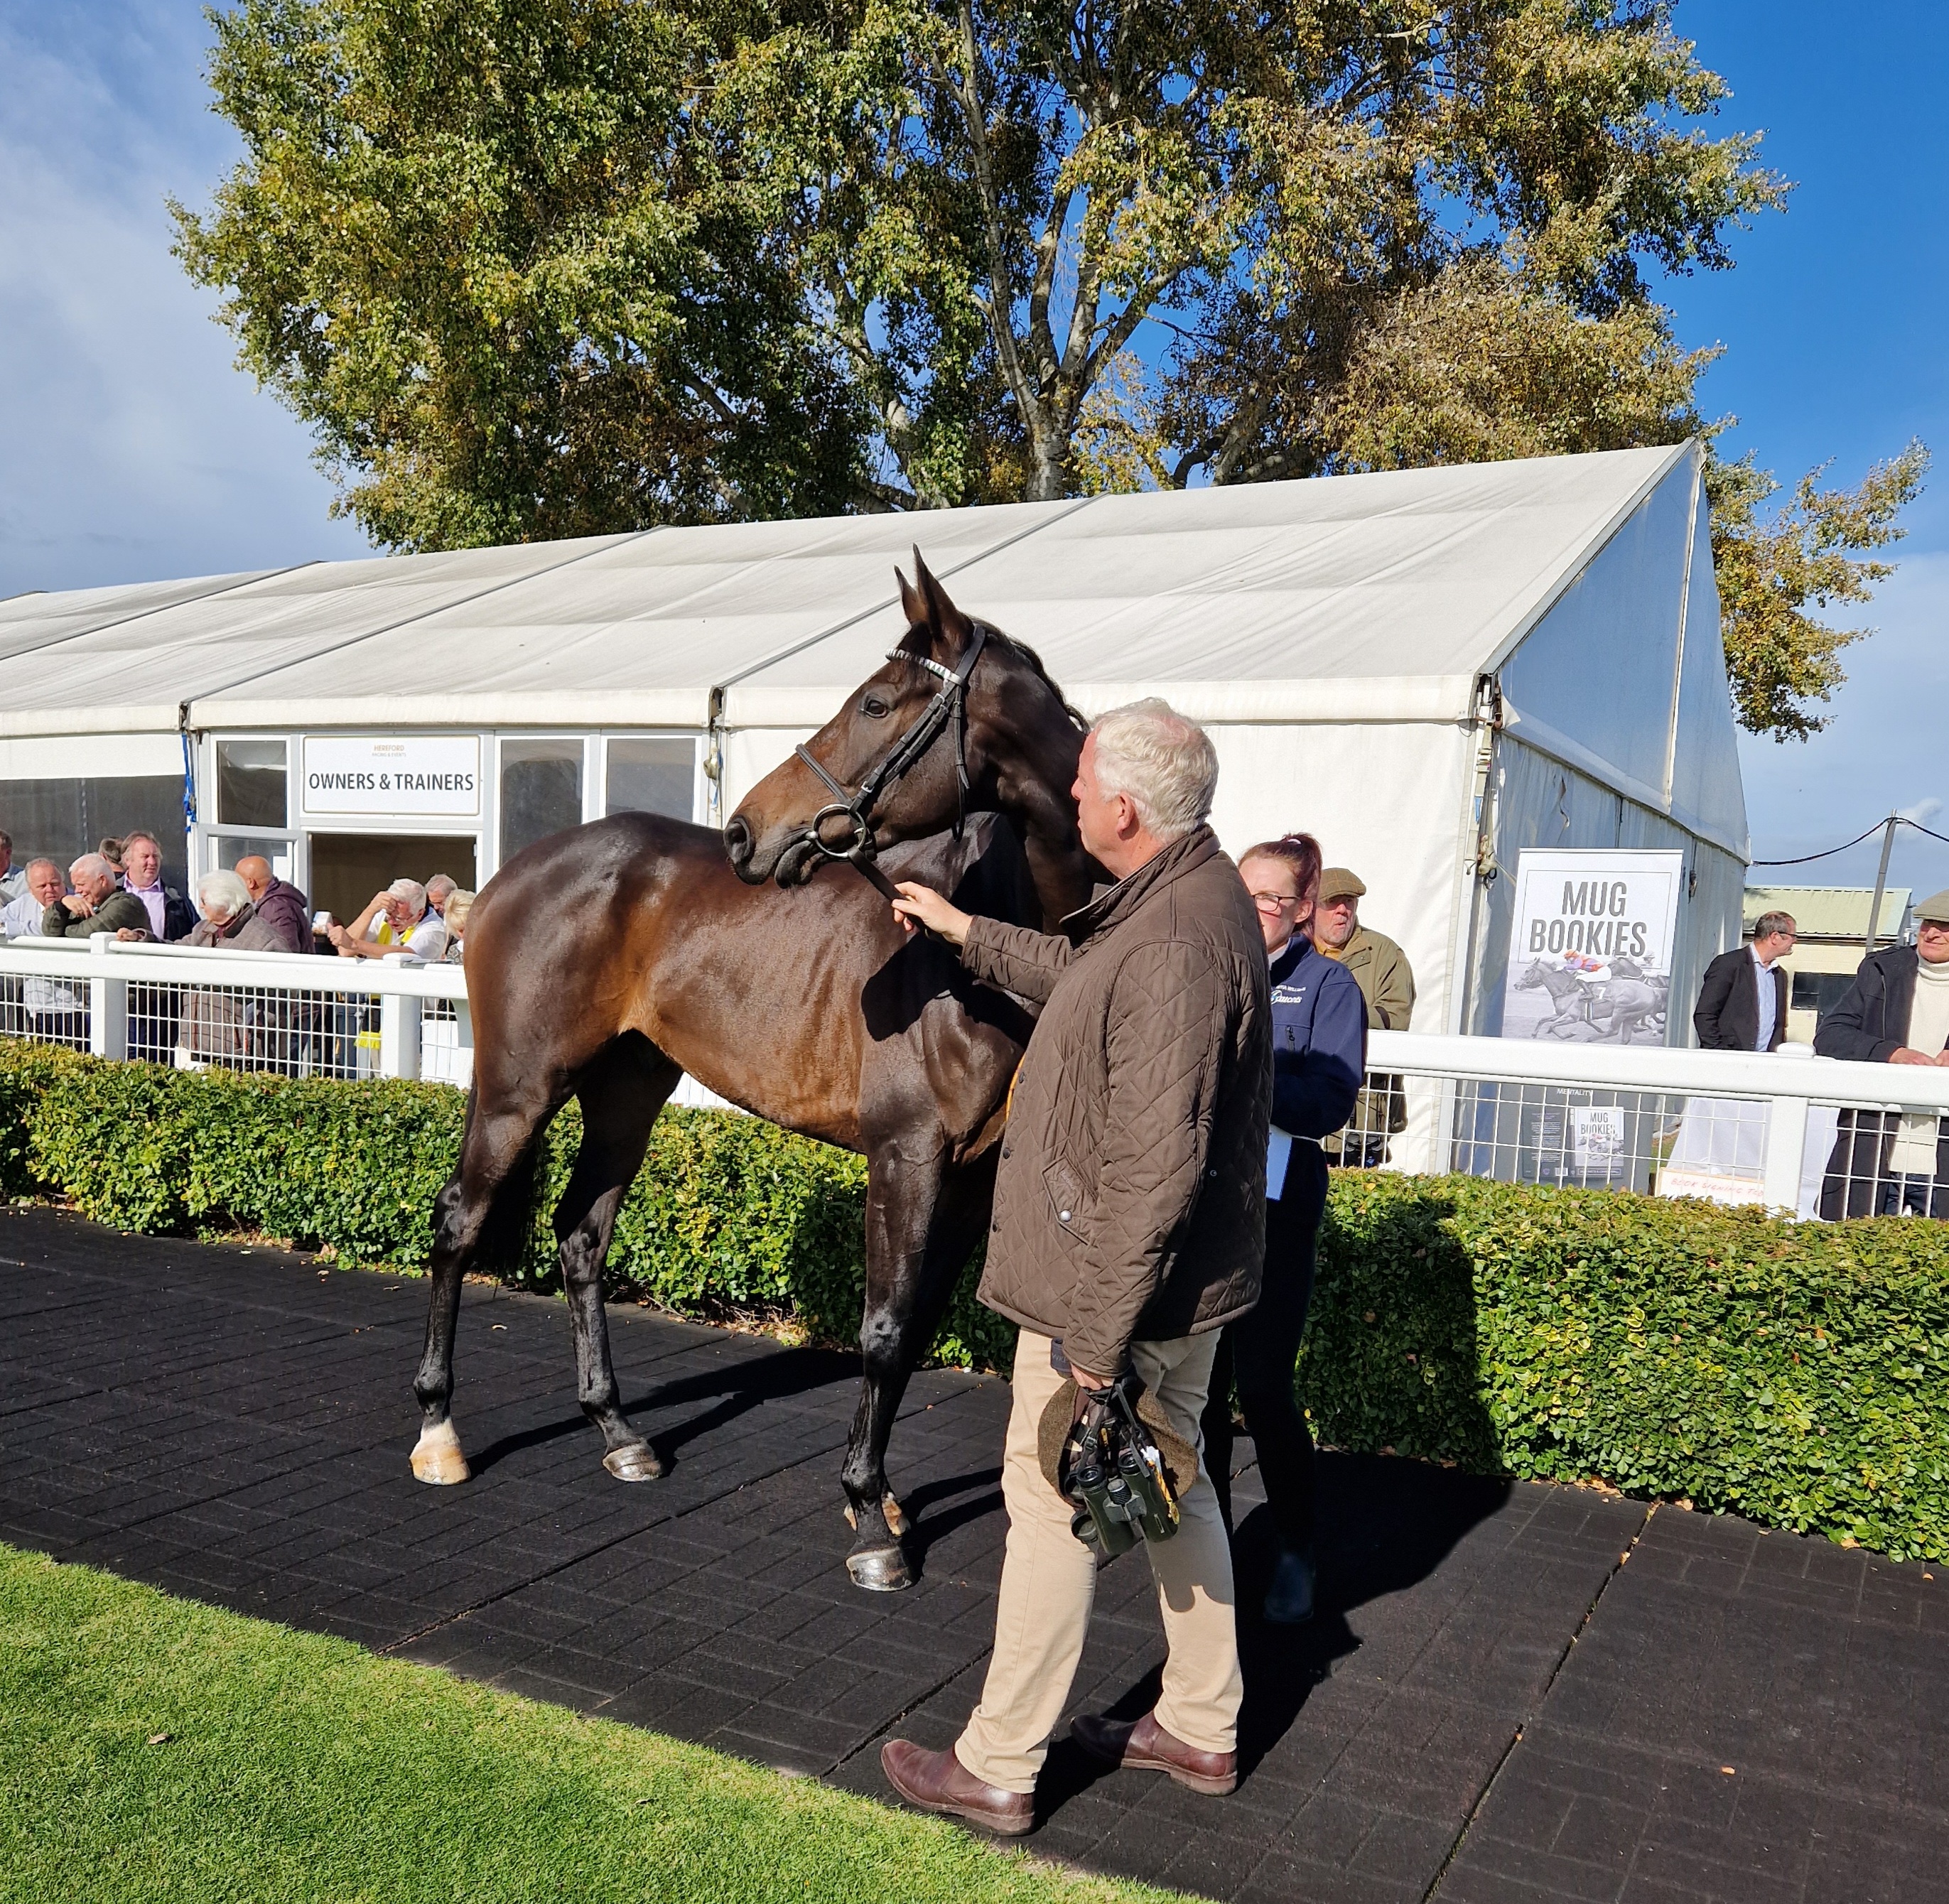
[0,1545,1177,1904]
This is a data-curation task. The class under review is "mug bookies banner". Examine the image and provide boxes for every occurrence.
[1500,848,1684,1046]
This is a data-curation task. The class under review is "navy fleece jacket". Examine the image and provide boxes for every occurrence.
[1268,935,1368,1145]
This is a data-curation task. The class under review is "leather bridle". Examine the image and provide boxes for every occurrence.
[792,622,990,898]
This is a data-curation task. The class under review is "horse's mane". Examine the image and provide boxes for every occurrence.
[990,627,1089,735]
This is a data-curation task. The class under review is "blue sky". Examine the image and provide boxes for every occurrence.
[1,2,1942,896]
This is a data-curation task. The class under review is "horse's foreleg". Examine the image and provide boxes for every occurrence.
[558,1043,678,1481]
[843,1147,995,1591]
[413,1099,549,1483]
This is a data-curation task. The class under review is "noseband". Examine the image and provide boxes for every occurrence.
[793,622,990,898]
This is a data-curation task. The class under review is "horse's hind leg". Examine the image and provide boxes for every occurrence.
[843,1145,995,1591]
[557,1037,679,1481]
[412,1092,552,1483]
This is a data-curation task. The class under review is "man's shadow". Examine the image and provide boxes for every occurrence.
[1035,1448,1512,1810]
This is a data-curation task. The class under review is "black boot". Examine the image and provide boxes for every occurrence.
[1263,1542,1315,1625]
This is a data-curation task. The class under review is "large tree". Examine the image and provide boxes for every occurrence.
[179,0,1926,737]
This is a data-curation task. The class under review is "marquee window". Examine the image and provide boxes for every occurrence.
[604,737,695,823]
[216,738,288,829]
[499,737,585,863]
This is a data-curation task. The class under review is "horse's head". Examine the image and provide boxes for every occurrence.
[725,549,1088,896]
[1514,961,1547,990]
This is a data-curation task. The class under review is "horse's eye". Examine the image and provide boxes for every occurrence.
[862,696,889,719]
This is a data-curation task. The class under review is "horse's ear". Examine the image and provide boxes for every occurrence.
[896,563,927,632]
[912,546,973,660]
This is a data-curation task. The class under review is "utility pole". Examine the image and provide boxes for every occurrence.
[1865,814,1900,955]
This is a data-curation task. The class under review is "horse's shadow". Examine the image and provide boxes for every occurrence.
[465,1341,859,1476]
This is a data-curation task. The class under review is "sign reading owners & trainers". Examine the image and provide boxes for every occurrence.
[302,736,481,816]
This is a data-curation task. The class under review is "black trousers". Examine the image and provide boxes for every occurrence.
[1200,1141,1329,1550]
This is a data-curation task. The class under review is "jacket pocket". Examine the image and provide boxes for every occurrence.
[1042,1156,1091,1242]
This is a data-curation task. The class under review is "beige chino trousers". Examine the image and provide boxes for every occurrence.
[954,1327,1242,1795]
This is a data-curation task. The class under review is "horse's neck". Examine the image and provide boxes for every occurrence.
[998,747,1095,927]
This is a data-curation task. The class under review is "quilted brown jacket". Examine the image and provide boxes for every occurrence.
[961,825,1272,1375]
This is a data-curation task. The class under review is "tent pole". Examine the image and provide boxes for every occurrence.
[1864,814,1899,956]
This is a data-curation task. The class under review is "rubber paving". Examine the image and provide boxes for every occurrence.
[2,1201,1945,1903]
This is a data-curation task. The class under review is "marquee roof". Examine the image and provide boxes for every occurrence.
[0,440,1744,849]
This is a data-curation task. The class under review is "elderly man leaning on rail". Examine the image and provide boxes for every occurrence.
[3,858,63,941]
[41,854,153,941]
[1695,912,1795,1052]
[328,880,448,962]
[880,699,1270,1834]
[1813,889,1949,1219]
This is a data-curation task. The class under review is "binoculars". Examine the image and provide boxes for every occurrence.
[1063,1374,1182,1559]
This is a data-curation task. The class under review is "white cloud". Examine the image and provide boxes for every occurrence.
[0,4,368,597]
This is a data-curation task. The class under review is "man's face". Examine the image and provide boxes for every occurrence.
[122,838,161,888]
[26,862,62,907]
[384,894,418,930]
[1755,926,1796,964]
[1070,734,1132,863]
[70,862,112,904]
[1315,894,1359,950]
[1918,921,1949,965]
[0,841,11,876]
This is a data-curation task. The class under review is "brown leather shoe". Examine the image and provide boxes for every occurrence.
[1071,1709,1238,1795]
[880,1738,1035,1835]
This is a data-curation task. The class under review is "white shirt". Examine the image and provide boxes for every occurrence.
[0,867,23,904]
[1751,947,1778,1053]
[3,889,53,939]
[367,907,448,961]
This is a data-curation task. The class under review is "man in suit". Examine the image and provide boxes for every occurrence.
[1694,911,1796,1051]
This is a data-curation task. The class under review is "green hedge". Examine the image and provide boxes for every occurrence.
[0,1044,1010,1371]
[4,1045,1948,1558]
[1305,1172,1949,1562]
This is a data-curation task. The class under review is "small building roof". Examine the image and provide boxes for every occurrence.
[1744,885,1913,941]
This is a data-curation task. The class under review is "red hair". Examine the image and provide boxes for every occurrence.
[1239,833,1322,905]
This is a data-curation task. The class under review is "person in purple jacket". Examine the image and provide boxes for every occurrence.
[1200,832,1367,1625]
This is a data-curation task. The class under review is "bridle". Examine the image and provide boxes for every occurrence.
[792,622,990,899]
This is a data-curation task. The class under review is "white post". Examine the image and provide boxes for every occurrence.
[88,936,126,1060]
[1761,1091,1809,1215]
[379,988,422,1081]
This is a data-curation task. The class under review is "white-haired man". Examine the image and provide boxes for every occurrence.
[881,699,1272,1832]
[328,878,448,961]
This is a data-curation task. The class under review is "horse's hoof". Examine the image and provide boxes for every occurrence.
[603,1442,664,1483]
[410,1419,471,1486]
[847,1543,912,1592]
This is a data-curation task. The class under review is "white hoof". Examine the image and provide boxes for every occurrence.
[411,1418,472,1485]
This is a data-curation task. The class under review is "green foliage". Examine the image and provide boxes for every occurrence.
[8,1045,1948,1557]
[0,1045,1011,1370]
[0,1545,1174,1903]
[1310,1173,1949,1562]
[173,0,865,551]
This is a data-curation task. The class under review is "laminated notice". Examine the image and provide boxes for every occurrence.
[1265,1126,1293,1201]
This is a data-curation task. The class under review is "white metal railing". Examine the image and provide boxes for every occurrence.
[1358,1029,1949,1218]
[5,938,1945,1218]
[0,935,473,1088]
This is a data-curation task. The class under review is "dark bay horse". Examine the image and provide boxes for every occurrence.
[414,556,1095,1589]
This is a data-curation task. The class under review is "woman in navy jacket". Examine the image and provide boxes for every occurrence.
[1199,833,1367,1625]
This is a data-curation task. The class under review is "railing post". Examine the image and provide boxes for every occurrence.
[1761,1092,1809,1215]
[379,988,422,1081]
[89,936,126,1060]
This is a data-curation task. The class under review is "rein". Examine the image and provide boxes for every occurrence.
[794,622,990,900]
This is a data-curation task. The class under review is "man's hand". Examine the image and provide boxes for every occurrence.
[1889,1047,1948,1066]
[1069,1364,1111,1392]
[62,894,95,919]
[114,927,148,942]
[891,881,973,946]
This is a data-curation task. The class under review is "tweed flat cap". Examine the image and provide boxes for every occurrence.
[1915,889,1949,925]
[1317,867,1366,904]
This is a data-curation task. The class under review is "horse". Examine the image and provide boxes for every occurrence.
[1513,960,1595,1038]
[411,554,1095,1592]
